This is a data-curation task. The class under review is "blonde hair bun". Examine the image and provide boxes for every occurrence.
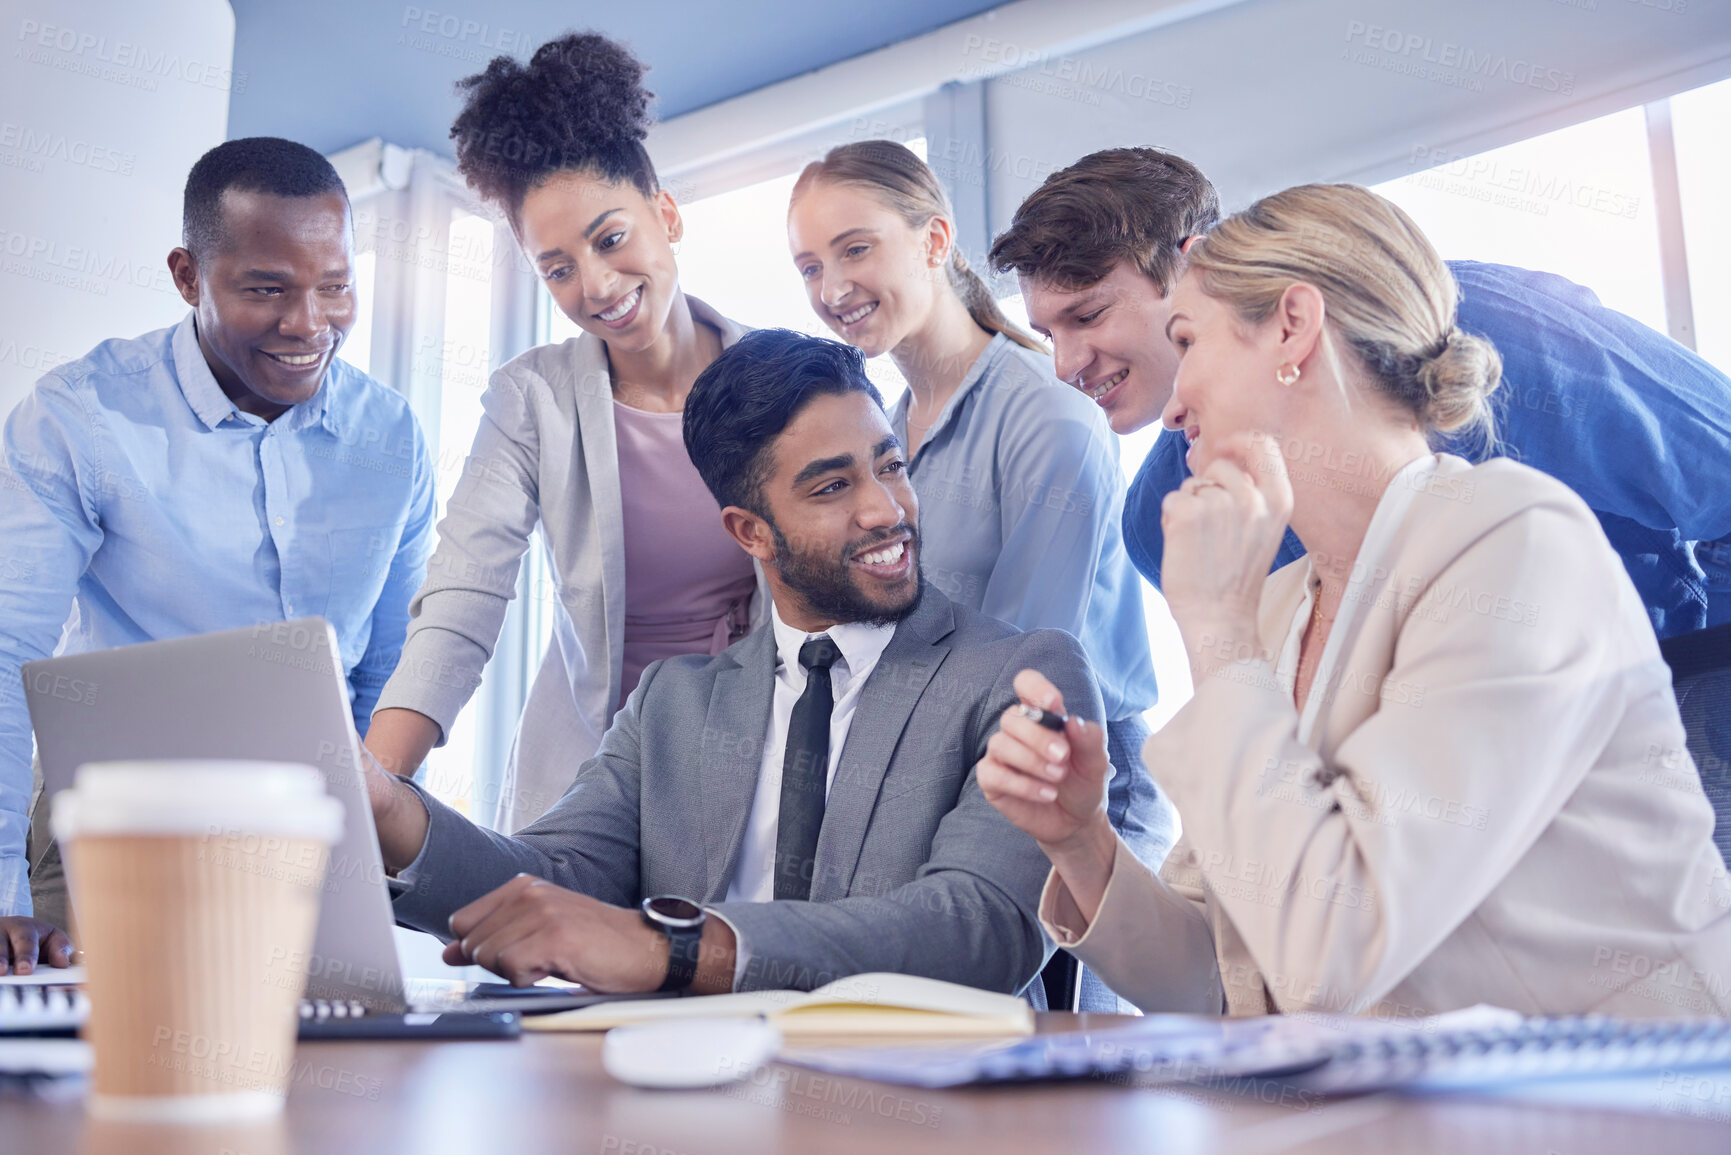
[1186,183,1504,443]
[1416,327,1502,434]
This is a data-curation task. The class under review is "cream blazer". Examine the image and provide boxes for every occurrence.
[1043,455,1731,1018]
[375,296,769,833]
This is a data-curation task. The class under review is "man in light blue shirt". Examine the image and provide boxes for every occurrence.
[0,138,436,972]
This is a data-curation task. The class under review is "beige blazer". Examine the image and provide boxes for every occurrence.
[1043,455,1731,1018]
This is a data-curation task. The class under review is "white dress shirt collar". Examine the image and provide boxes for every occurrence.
[767,602,897,693]
[172,312,334,434]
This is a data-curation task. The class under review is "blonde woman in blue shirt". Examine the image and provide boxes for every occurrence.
[787,143,1174,967]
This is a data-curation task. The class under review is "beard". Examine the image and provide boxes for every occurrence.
[768,520,923,628]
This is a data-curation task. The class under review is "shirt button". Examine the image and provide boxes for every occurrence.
[274,516,285,527]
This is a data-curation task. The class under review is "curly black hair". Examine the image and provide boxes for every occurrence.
[449,32,658,217]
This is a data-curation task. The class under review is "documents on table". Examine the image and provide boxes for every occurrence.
[779,1003,1731,1111]
[782,1012,1327,1088]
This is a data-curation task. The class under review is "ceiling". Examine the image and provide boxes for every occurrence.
[226,0,1008,157]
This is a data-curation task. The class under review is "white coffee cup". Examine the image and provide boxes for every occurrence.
[53,761,343,1123]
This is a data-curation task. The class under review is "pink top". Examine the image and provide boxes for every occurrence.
[613,401,758,711]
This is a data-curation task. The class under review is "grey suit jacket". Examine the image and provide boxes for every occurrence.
[391,586,1102,996]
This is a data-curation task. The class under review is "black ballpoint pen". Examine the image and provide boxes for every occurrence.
[1015,703,1068,731]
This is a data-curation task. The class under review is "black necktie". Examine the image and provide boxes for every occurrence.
[774,635,842,901]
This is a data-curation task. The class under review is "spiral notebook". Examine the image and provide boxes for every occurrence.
[1293,1012,1731,1094]
[780,1006,1731,1100]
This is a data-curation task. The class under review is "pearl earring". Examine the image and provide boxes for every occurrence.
[1276,363,1301,386]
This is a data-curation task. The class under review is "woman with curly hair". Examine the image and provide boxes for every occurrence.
[366,32,765,831]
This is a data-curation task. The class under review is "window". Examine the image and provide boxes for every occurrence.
[1375,106,1666,333]
[420,209,496,818]
[342,158,528,820]
[435,212,495,510]
[1375,74,1731,376]
[1673,76,1731,373]
[337,249,376,375]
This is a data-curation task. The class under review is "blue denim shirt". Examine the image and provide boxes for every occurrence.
[0,314,437,915]
[892,335,1173,870]
[892,334,1159,721]
[1123,261,1731,639]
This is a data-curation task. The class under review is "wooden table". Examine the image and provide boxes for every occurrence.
[6,1014,1729,1154]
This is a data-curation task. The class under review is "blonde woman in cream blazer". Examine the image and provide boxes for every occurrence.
[977,183,1731,1019]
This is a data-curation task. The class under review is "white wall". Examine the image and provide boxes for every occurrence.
[0,0,236,416]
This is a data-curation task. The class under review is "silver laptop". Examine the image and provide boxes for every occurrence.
[26,618,496,1014]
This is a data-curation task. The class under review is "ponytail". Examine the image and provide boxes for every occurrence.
[947,246,1044,353]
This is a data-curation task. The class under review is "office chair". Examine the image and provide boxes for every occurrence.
[1659,621,1731,868]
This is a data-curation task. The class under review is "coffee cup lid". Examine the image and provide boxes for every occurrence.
[51,761,344,843]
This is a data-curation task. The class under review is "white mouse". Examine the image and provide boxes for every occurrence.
[602,1017,783,1089]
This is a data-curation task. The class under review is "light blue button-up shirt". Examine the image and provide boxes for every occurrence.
[892,333,1159,721]
[0,314,436,916]
[893,335,1169,874]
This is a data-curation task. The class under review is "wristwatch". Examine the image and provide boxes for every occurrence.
[639,896,706,992]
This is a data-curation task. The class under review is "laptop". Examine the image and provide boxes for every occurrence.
[23,618,645,1031]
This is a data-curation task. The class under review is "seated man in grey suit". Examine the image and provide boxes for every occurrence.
[364,328,1106,997]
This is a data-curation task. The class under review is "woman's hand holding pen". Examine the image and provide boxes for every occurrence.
[976,670,1119,922]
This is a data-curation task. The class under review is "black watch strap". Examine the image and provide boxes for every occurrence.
[658,922,702,992]
[642,896,706,993]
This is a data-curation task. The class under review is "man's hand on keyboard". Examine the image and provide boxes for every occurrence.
[0,916,74,976]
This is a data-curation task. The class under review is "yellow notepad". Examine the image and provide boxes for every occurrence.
[523,973,1035,1037]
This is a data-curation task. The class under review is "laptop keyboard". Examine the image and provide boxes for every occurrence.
[0,984,86,1033]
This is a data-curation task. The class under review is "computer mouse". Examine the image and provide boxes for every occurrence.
[601,1017,782,1089]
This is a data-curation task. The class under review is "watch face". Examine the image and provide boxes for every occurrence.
[644,896,704,926]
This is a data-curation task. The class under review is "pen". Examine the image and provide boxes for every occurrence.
[1015,704,1068,732]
